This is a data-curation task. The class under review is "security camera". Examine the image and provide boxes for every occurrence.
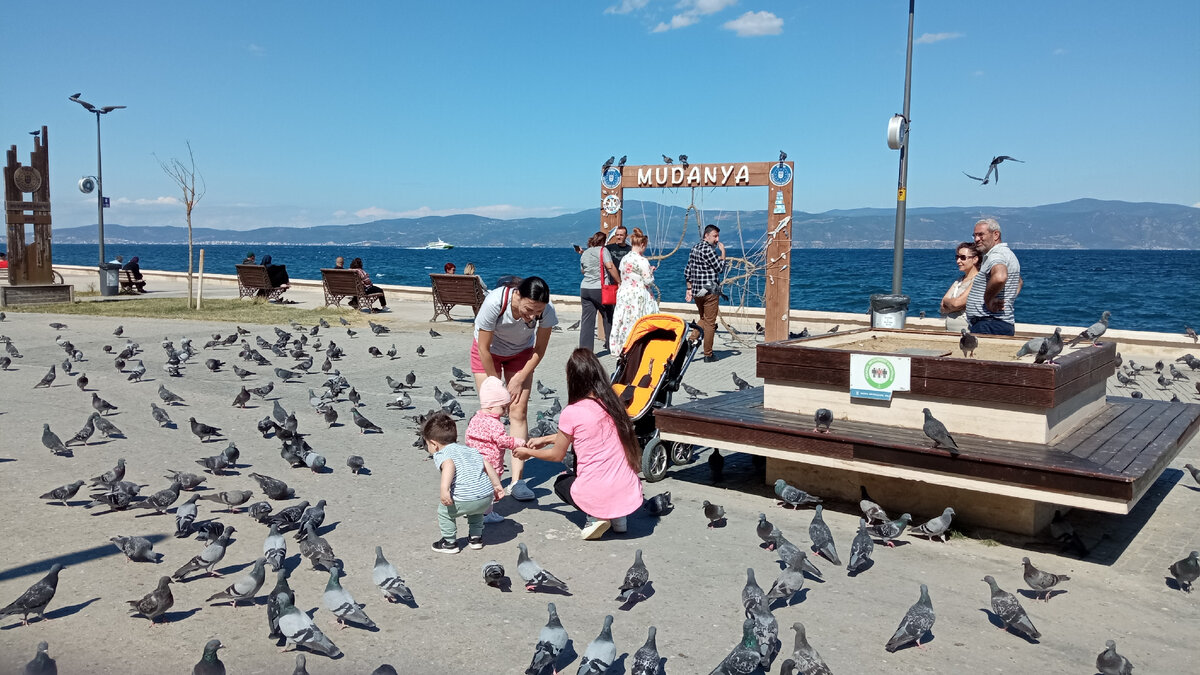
[78,176,96,194]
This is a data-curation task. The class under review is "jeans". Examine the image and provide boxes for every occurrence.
[436,495,493,539]
[579,287,612,351]
[969,317,1015,335]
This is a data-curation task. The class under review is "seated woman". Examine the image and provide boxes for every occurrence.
[258,254,291,301]
[444,262,457,274]
[349,257,387,311]
[463,262,486,291]
[121,256,148,293]
[514,348,643,540]
[940,242,980,331]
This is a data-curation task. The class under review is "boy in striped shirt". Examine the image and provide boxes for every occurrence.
[423,412,505,554]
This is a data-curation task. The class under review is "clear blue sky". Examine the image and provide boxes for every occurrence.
[2,1,1197,231]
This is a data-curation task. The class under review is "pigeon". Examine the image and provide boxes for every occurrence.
[268,501,310,533]
[150,402,173,427]
[536,380,556,399]
[346,455,364,474]
[192,639,225,675]
[808,505,841,564]
[298,522,337,570]
[1168,550,1199,592]
[0,563,62,626]
[1096,639,1135,675]
[517,542,569,592]
[732,372,752,390]
[232,364,255,379]
[275,367,298,381]
[921,408,959,454]
[872,513,912,547]
[1131,391,1143,399]
[158,383,185,405]
[602,155,614,173]
[40,480,85,506]
[373,546,415,603]
[129,478,183,514]
[127,576,174,624]
[323,562,376,629]
[368,346,382,358]
[703,500,725,527]
[250,473,295,500]
[1014,335,1047,358]
[266,569,295,642]
[1021,557,1070,600]
[206,557,266,607]
[662,154,673,164]
[40,424,70,456]
[615,549,650,603]
[577,615,617,675]
[249,381,275,399]
[959,328,978,358]
[232,387,251,408]
[912,507,956,543]
[756,513,776,549]
[0,356,11,370]
[24,642,57,675]
[205,358,223,372]
[885,583,935,652]
[963,155,1023,185]
[293,500,327,540]
[65,416,95,447]
[33,365,55,388]
[175,495,200,537]
[813,407,833,433]
[1067,311,1111,348]
[416,345,425,357]
[199,490,253,512]
[711,618,761,675]
[276,589,344,657]
[764,563,806,607]
[189,417,223,442]
[351,408,383,434]
[645,491,672,516]
[630,625,660,675]
[983,575,1040,640]
[526,602,568,675]
[482,560,506,588]
[292,655,309,675]
[348,387,362,407]
[682,382,707,399]
[90,413,123,439]
[779,622,832,675]
[273,400,289,424]
[248,501,274,523]
[1184,464,1200,486]
[173,525,235,580]
[774,479,822,509]
[1035,327,1064,364]
[90,458,126,487]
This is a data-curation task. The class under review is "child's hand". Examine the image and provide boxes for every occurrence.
[440,490,453,506]
[493,485,505,501]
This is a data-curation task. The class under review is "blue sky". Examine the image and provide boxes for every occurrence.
[1,1,1197,231]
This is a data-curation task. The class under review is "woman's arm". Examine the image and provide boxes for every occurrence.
[475,330,499,378]
[640,255,654,285]
[940,277,968,314]
[506,326,553,397]
[513,430,571,463]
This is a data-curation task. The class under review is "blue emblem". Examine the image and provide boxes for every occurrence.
[769,163,793,187]
[602,168,622,189]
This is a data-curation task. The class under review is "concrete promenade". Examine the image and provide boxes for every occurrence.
[0,268,1195,672]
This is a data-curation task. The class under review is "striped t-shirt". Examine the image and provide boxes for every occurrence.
[965,242,1021,325]
[432,442,494,501]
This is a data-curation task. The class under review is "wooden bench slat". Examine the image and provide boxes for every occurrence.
[1100,405,1188,473]
[429,273,486,321]
[1067,401,1154,461]
[1054,398,1130,453]
[1114,404,1200,474]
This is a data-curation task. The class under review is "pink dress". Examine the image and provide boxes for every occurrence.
[559,398,643,519]
[465,410,524,476]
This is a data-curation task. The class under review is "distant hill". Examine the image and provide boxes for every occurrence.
[50,198,1200,249]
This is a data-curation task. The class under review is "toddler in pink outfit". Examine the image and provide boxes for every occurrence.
[466,376,526,523]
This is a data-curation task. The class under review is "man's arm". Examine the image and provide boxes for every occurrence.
[984,263,1009,313]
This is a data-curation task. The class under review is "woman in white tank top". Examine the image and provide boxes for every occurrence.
[941,242,980,331]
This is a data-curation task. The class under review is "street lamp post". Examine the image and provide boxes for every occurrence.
[890,0,915,295]
[69,93,125,267]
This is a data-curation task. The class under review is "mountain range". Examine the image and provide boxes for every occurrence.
[48,198,1199,249]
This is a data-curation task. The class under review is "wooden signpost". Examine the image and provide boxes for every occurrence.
[5,125,54,285]
[600,159,794,342]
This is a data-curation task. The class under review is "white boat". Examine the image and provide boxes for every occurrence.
[424,239,454,249]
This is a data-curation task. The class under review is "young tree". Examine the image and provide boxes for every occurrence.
[157,142,205,308]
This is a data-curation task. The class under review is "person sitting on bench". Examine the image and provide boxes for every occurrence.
[349,257,387,311]
[258,254,291,301]
[121,256,148,293]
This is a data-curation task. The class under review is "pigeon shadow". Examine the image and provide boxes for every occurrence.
[159,607,203,622]
[350,467,372,476]
[0,597,100,628]
[1163,577,1191,592]
[488,577,513,593]
[888,629,935,652]
[1017,589,1066,602]
[767,588,809,610]
[870,538,910,548]
[847,559,876,577]
[215,560,254,576]
[0,457,16,463]
[617,581,656,611]
[979,609,1040,644]
[707,517,728,529]
[479,520,524,545]
[608,652,630,674]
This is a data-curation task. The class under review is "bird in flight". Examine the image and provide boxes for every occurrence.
[662,154,673,165]
[964,155,1023,185]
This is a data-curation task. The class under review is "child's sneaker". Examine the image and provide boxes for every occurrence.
[431,538,459,554]
[483,511,505,524]
[581,519,611,540]
[468,536,484,550]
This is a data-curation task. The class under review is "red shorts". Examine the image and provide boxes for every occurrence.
[470,340,534,378]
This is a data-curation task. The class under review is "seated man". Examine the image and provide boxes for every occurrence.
[121,256,148,293]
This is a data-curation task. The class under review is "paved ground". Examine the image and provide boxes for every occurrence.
[0,273,1197,673]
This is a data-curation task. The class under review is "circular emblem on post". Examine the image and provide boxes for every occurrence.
[602,167,622,189]
[13,166,42,193]
[769,163,793,187]
[602,194,622,215]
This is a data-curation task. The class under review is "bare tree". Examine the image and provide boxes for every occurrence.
[157,143,205,308]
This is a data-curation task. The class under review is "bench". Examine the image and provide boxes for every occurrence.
[235,264,287,302]
[654,388,1200,535]
[321,268,384,310]
[429,273,487,322]
[118,269,142,294]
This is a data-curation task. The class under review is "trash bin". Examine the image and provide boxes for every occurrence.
[869,293,910,329]
[99,263,121,297]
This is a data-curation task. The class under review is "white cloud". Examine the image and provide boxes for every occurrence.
[722,10,783,37]
[351,204,572,220]
[114,196,181,207]
[1191,201,1200,208]
[652,0,737,32]
[915,32,964,45]
[604,0,649,15]
[247,43,265,54]
[1052,48,1067,56]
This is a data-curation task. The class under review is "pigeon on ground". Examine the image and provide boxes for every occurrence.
[1067,311,1111,347]
[1096,639,1134,675]
[199,490,253,513]
[158,384,185,405]
[764,564,805,607]
[40,480,85,506]
[346,455,364,474]
[1035,327,1064,364]
[150,402,173,427]
[959,328,978,358]
[298,523,337,570]
[0,356,11,370]
[0,563,62,626]
[808,505,841,564]
[517,542,569,592]
[249,381,275,399]
[189,417,222,442]
[275,367,298,382]
[482,560,506,588]
[175,495,200,537]
[732,372,752,390]
[921,408,959,454]
[33,365,55,388]
[615,549,649,603]
[536,380,556,399]
[192,639,225,675]
[872,513,912,547]
[779,622,832,675]
[577,615,617,675]
[416,345,425,356]
[323,562,376,629]
[90,413,123,439]
[24,642,56,675]
[703,500,725,527]
[266,568,294,642]
[293,500,327,540]
[1168,550,1199,592]
[250,473,295,500]
[963,155,1023,185]
[65,416,95,447]
[1184,463,1200,486]
[248,501,273,524]
[527,602,568,675]
[755,513,777,549]
[232,364,255,379]
[983,575,1040,640]
[373,546,415,603]
[232,387,250,408]
[885,584,935,652]
[39,424,69,457]
[129,479,183,513]
[206,557,266,607]
[90,458,126,487]
[276,593,343,657]
[710,618,760,675]
[173,525,235,580]
[630,625,660,675]
[260,523,287,572]
[268,501,311,533]
[813,407,833,433]
[858,485,888,524]
[351,408,383,434]
[127,576,174,624]
[645,491,672,516]
[774,479,822,508]
[682,382,707,399]
[739,568,765,612]
[912,507,956,542]
[1021,557,1070,600]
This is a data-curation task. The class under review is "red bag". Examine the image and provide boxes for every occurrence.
[600,248,617,305]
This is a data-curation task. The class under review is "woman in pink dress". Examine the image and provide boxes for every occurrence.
[515,348,643,540]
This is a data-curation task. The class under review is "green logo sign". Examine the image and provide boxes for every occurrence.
[863,357,896,390]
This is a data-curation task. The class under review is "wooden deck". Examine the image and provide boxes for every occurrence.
[655,388,1200,510]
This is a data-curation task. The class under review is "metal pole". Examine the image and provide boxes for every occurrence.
[197,248,205,310]
[95,111,105,266]
[891,0,915,295]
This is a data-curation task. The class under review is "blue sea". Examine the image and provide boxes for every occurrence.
[31,244,1200,334]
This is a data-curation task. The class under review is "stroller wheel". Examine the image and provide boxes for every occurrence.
[641,437,669,483]
[669,441,695,466]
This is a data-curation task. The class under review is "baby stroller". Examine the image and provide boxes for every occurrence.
[609,313,703,482]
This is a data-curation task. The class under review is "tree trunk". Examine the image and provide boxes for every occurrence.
[187,205,194,309]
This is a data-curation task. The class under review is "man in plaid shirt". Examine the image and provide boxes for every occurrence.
[684,224,727,362]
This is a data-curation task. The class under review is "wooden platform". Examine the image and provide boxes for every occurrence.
[655,388,1200,533]
[0,283,73,306]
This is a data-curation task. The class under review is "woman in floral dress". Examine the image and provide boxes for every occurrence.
[609,227,658,351]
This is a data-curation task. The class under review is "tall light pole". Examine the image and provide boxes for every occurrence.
[69,93,125,267]
[888,0,915,296]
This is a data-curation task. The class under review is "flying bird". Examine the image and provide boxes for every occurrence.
[963,155,1024,185]
[661,154,673,164]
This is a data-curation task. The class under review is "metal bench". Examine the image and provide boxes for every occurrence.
[234,264,287,302]
[321,268,384,310]
[429,273,486,322]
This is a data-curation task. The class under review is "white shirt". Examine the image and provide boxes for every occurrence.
[473,286,559,356]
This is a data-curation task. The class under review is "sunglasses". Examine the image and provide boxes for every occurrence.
[956,254,976,260]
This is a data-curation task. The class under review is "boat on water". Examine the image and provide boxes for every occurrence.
[423,239,454,250]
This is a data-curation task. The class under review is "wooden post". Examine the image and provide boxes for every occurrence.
[196,248,205,310]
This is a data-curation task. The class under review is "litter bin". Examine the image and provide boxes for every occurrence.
[99,263,121,297]
[869,293,910,329]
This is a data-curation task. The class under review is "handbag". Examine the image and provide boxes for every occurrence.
[600,248,617,305]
